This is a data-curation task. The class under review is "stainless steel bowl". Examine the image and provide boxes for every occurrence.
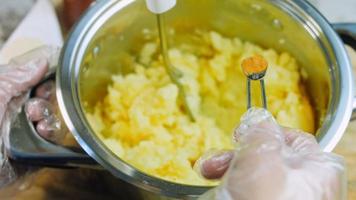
[55,0,355,198]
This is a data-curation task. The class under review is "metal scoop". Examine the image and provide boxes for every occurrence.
[145,0,196,121]
[241,55,268,109]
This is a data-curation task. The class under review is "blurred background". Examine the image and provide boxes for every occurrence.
[0,0,92,49]
[1,0,356,48]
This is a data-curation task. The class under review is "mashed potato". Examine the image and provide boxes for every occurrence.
[86,30,314,185]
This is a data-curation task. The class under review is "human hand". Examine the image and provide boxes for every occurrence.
[197,108,346,200]
[0,46,62,188]
[25,79,66,143]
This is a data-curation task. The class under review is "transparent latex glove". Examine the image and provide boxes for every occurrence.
[0,46,61,188]
[25,79,66,143]
[196,108,346,200]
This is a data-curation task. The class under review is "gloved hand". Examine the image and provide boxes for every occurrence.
[196,108,346,200]
[0,46,64,188]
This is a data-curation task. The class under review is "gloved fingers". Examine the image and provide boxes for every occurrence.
[0,59,48,95]
[283,127,320,153]
[36,115,65,143]
[197,108,285,180]
[0,46,61,190]
[236,121,284,148]
[198,108,347,200]
[197,122,284,180]
[234,108,285,145]
[236,108,278,135]
[25,98,53,122]
[0,59,48,123]
[9,46,60,74]
[35,80,55,101]
[220,145,287,200]
[25,80,66,143]
[0,45,59,106]
[195,150,234,180]
[237,108,319,154]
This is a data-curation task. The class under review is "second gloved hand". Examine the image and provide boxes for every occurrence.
[196,108,346,200]
[0,46,63,189]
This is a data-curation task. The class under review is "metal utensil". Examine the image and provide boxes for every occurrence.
[146,0,195,121]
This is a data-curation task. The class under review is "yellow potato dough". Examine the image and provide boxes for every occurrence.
[86,31,314,185]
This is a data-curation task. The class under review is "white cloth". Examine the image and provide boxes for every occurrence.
[0,0,62,64]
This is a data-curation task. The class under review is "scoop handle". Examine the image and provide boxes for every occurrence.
[145,0,176,14]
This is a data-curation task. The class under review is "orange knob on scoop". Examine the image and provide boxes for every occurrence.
[241,55,268,80]
[241,55,268,109]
